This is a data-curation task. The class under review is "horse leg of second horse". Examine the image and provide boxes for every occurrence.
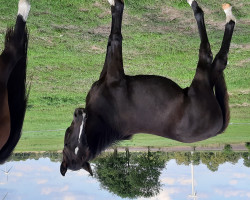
[0,0,30,82]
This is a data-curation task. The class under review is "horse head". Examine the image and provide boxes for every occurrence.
[60,108,93,176]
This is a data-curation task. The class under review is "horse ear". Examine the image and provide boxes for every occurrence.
[82,162,93,176]
[60,161,68,176]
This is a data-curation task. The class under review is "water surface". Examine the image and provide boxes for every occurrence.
[0,150,249,200]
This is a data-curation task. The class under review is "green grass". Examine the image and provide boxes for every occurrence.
[0,0,249,151]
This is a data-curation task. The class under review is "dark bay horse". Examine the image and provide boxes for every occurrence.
[61,0,235,176]
[0,0,30,163]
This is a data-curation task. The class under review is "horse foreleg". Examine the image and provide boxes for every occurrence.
[211,4,236,133]
[212,4,235,72]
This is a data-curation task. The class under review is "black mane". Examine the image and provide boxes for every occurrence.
[86,114,129,160]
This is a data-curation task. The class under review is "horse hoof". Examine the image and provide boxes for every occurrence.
[18,0,31,22]
[108,0,124,6]
[108,0,115,6]
[187,0,194,6]
[222,3,236,23]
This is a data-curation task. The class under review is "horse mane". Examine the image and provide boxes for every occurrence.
[0,27,29,164]
[86,115,130,159]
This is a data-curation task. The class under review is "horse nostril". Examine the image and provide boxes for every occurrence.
[78,109,83,115]
[74,108,82,117]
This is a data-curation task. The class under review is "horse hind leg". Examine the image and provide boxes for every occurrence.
[18,0,31,22]
[194,1,213,64]
[187,1,213,90]
[103,0,125,85]
[1,0,30,82]
[99,0,124,82]
[6,0,30,53]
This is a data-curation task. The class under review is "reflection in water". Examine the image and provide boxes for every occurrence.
[0,148,249,199]
[188,152,197,200]
[1,165,12,182]
[94,149,166,199]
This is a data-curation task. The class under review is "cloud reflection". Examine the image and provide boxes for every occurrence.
[139,188,181,200]
[233,173,248,179]
[41,185,69,195]
[229,179,238,185]
[37,179,48,184]
[215,189,250,198]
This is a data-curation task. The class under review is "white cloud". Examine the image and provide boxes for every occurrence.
[63,196,76,200]
[197,193,209,199]
[40,166,53,172]
[215,189,250,198]
[41,185,69,195]
[139,188,181,200]
[162,178,175,185]
[37,179,48,184]
[161,176,193,186]
[177,177,192,185]
[11,172,23,177]
[63,194,95,200]
[233,173,247,179]
[229,180,238,185]
[17,164,34,171]
[73,170,89,176]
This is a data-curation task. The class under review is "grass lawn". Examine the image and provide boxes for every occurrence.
[0,0,249,152]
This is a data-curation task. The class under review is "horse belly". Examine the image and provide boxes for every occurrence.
[174,97,223,143]
[126,91,185,139]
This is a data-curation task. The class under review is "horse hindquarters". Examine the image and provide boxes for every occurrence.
[0,0,30,163]
[178,92,224,142]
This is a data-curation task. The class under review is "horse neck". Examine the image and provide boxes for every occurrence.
[85,120,122,159]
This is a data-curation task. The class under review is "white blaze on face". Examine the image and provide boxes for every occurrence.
[75,147,79,155]
[75,113,86,155]
[78,113,86,143]
[18,0,31,22]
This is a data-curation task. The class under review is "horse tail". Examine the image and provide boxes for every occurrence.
[215,72,230,134]
[0,27,29,164]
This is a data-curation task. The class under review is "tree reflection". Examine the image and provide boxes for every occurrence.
[6,144,250,175]
[7,151,62,162]
[93,148,166,199]
[242,152,250,167]
[164,145,246,172]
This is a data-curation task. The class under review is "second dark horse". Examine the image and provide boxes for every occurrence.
[61,0,235,176]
